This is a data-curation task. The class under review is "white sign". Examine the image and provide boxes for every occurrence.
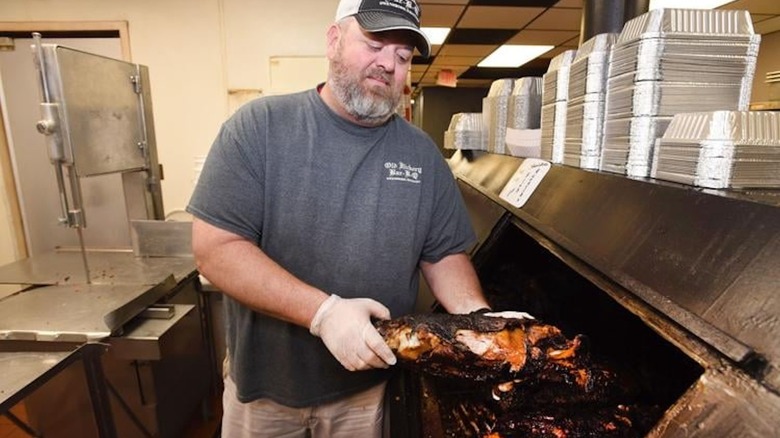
[499,159,551,208]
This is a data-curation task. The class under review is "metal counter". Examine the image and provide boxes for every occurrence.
[0,251,196,286]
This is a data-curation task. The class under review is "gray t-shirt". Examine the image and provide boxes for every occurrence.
[187,88,476,407]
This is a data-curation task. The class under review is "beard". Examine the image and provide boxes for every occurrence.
[328,43,403,126]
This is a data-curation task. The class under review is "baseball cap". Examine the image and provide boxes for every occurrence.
[335,0,431,58]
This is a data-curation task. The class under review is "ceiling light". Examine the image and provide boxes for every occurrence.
[649,0,735,9]
[421,27,450,45]
[478,45,554,68]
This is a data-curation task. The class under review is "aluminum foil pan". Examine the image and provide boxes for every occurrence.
[487,78,516,98]
[605,81,751,119]
[547,49,578,73]
[575,33,618,61]
[565,95,607,157]
[653,140,780,188]
[483,96,510,154]
[540,101,568,163]
[661,110,780,144]
[444,130,485,150]
[542,49,577,105]
[617,8,756,46]
[508,77,542,129]
[445,112,486,150]
[568,54,611,98]
[448,112,485,133]
[609,37,760,82]
[652,111,780,188]
[601,115,673,176]
[563,152,601,170]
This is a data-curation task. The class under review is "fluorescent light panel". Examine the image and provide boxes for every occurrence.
[420,27,450,45]
[478,45,554,68]
[649,0,734,9]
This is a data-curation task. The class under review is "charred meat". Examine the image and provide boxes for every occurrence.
[374,312,585,383]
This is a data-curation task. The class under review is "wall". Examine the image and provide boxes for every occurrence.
[752,30,780,103]
[420,86,489,157]
[0,0,339,219]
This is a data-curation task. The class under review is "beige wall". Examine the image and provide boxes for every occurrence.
[752,30,780,102]
[0,0,338,217]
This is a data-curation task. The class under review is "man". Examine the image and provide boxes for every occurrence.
[188,0,491,436]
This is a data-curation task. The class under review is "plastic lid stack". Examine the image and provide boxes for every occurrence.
[563,33,617,170]
[601,8,760,177]
[508,77,543,130]
[652,111,780,188]
[483,79,515,154]
[444,113,486,151]
[540,50,577,163]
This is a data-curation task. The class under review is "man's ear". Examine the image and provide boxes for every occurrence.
[326,23,341,60]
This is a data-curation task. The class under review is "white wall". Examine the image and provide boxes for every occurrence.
[0,0,338,217]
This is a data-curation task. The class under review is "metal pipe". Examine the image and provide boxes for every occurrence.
[579,0,649,46]
[32,33,50,103]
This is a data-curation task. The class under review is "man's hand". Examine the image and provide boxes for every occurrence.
[309,295,397,371]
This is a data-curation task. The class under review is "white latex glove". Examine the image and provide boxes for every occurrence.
[484,310,535,320]
[309,294,397,371]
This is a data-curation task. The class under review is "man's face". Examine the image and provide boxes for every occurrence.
[327,19,414,126]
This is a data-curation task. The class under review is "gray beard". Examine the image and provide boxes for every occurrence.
[329,58,401,126]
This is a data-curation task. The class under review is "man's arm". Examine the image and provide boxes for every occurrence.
[192,217,396,370]
[192,217,327,327]
[420,252,490,314]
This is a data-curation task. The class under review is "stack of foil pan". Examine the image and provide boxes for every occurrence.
[444,113,486,151]
[483,78,515,154]
[541,50,577,163]
[601,8,760,177]
[652,111,780,188]
[508,77,543,130]
[563,33,617,169]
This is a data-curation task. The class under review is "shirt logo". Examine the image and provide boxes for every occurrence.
[384,161,422,184]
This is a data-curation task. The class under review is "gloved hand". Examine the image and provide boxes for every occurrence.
[309,294,397,371]
[484,310,535,320]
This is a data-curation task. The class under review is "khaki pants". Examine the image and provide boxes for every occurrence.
[221,375,386,438]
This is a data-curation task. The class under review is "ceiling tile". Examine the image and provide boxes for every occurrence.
[431,55,488,66]
[751,14,775,22]
[553,0,581,7]
[447,28,519,44]
[459,6,545,29]
[505,29,580,45]
[722,0,780,15]
[754,15,780,34]
[526,8,582,31]
[412,55,434,65]
[420,5,466,27]
[438,44,498,56]
[460,59,550,80]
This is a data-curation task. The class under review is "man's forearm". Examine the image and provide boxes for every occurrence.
[192,218,328,328]
[420,252,490,314]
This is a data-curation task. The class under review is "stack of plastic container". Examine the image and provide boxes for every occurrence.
[483,78,515,154]
[601,8,760,177]
[508,77,543,130]
[563,33,617,169]
[652,111,780,189]
[540,50,577,163]
[444,113,486,151]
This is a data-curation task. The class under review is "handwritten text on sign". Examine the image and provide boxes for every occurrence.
[499,159,551,208]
